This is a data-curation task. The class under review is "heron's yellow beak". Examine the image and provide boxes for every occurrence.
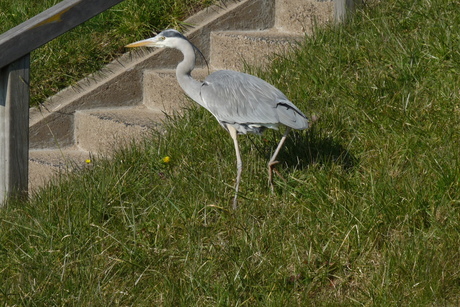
[125,38,157,48]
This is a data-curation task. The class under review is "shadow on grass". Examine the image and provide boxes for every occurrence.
[275,126,358,172]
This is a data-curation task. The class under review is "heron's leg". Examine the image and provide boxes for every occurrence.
[268,127,291,191]
[227,124,242,210]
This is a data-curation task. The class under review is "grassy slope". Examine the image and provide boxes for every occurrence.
[0,0,212,106]
[1,0,460,305]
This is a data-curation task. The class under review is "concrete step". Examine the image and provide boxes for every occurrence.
[29,147,90,192]
[209,30,303,71]
[143,68,210,110]
[75,106,164,153]
[274,0,334,34]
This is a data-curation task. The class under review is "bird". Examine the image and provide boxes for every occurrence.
[126,29,309,209]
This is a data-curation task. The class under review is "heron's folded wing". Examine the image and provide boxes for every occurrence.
[200,70,308,130]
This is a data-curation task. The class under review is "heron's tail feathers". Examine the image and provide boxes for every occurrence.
[276,102,309,130]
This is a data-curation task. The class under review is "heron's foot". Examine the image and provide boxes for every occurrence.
[268,160,285,192]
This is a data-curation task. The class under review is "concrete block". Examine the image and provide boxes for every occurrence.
[75,107,164,153]
[28,148,90,192]
[210,30,302,71]
[275,0,334,34]
[29,68,144,150]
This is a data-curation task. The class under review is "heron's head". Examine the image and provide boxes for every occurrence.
[125,29,187,49]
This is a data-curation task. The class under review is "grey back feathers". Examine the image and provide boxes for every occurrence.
[201,70,308,134]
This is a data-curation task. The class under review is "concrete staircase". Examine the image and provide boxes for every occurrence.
[28,0,334,192]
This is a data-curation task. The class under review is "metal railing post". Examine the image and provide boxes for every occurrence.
[0,55,30,205]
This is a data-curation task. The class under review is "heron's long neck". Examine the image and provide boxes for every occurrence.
[176,42,204,106]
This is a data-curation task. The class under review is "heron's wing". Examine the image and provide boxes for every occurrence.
[200,70,308,131]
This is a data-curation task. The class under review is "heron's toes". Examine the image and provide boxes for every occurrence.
[268,161,286,193]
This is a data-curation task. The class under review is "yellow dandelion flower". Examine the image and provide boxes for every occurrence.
[162,156,171,163]
[85,159,91,164]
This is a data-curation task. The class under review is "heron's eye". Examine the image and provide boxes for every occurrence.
[160,36,166,41]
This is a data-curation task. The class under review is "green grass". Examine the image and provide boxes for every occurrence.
[2,0,460,304]
[0,0,213,106]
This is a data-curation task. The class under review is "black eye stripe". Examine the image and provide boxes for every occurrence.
[160,29,186,39]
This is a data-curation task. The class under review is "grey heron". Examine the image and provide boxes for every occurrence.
[126,29,309,209]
